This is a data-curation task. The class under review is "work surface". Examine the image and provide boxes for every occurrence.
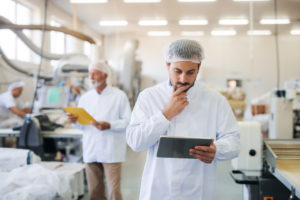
[0,128,83,138]
[274,159,300,198]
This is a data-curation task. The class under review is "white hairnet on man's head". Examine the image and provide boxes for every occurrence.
[88,61,109,74]
[8,81,25,91]
[88,61,114,85]
[164,39,204,64]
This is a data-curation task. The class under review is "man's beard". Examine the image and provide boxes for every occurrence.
[90,78,105,89]
[169,81,195,92]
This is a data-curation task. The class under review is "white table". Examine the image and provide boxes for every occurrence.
[0,128,83,138]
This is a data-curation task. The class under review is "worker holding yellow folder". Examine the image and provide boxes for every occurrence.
[67,61,131,200]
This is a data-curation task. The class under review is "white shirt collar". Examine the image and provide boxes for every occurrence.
[92,85,112,95]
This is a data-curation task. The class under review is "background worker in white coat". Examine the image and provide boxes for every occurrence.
[68,61,131,200]
[0,81,30,128]
[126,39,240,200]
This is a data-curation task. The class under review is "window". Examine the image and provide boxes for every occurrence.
[50,20,65,54]
[16,2,31,62]
[84,41,91,57]
[0,0,32,62]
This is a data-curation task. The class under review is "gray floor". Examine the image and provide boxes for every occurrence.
[82,147,243,200]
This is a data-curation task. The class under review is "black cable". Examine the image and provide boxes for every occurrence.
[30,0,48,113]
[274,0,281,90]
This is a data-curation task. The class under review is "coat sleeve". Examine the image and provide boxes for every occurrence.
[215,96,240,161]
[126,91,170,152]
[109,92,131,132]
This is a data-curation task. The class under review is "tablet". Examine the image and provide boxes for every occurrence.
[63,107,96,125]
[157,136,213,159]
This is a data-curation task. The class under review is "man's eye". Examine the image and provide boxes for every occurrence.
[187,71,195,75]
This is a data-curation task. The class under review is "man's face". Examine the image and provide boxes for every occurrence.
[89,69,107,88]
[167,61,200,91]
[11,87,23,98]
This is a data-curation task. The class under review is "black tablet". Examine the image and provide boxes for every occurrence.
[157,136,213,159]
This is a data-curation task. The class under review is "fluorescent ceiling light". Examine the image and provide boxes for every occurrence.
[219,19,249,25]
[233,0,270,2]
[181,31,204,36]
[147,31,171,36]
[124,0,161,3]
[99,20,128,26]
[247,30,271,35]
[178,0,216,2]
[290,29,300,35]
[211,30,236,36]
[260,18,290,24]
[179,20,208,26]
[138,20,167,26]
[70,0,107,3]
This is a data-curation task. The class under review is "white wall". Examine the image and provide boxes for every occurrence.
[104,33,300,101]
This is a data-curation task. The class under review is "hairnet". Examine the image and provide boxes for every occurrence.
[164,39,204,63]
[8,81,25,91]
[88,61,109,74]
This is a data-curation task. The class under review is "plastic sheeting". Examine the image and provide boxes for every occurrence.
[0,164,72,200]
[0,148,41,172]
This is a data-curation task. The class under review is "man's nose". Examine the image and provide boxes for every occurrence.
[179,73,187,82]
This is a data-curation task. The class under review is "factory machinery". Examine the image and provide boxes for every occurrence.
[0,15,141,160]
[231,85,300,200]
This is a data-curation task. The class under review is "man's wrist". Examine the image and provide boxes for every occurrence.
[162,109,172,121]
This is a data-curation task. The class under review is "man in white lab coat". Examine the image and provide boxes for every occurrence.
[68,62,131,200]
[126,39,240,200]
[0,81,29,128]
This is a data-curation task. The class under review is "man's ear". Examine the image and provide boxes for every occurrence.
[104,73,108,80]
[166,62,171,69]
[198,61,202,70]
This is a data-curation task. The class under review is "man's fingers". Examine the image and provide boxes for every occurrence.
[190,149,214,157]
[92,121,98,126]
[177,92,188,98]
[194,146,213,152]
[189,152,213,163]
[173,85,190,96]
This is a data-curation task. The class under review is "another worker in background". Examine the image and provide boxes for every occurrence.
[67,61,131,200]
[0,81,30,128]
[126,39,240,200]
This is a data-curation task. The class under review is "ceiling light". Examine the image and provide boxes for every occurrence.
[138,20,168,26]
[233,0,270,2]
[219,19,249,25]
[178,0,216,2]
[179,20,208,26]
[124,0,161,3]
[181,31,204,36]
[99,20,128,26]
[290,29,300,35]
[211,30,236,36]
[70,0,107,3]
[247,30,271,35]
[147,31,171,36]
[260,18,290,25]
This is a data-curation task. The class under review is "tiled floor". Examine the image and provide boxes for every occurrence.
[82,146,243,200]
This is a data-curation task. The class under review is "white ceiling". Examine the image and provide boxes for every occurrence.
[51,0,300,36]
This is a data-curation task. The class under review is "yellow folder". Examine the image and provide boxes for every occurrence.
[63,107,96,125]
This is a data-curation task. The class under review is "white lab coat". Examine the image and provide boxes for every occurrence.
[77,86,131,163]
[0,91,17,120]
[126,81,240,200]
